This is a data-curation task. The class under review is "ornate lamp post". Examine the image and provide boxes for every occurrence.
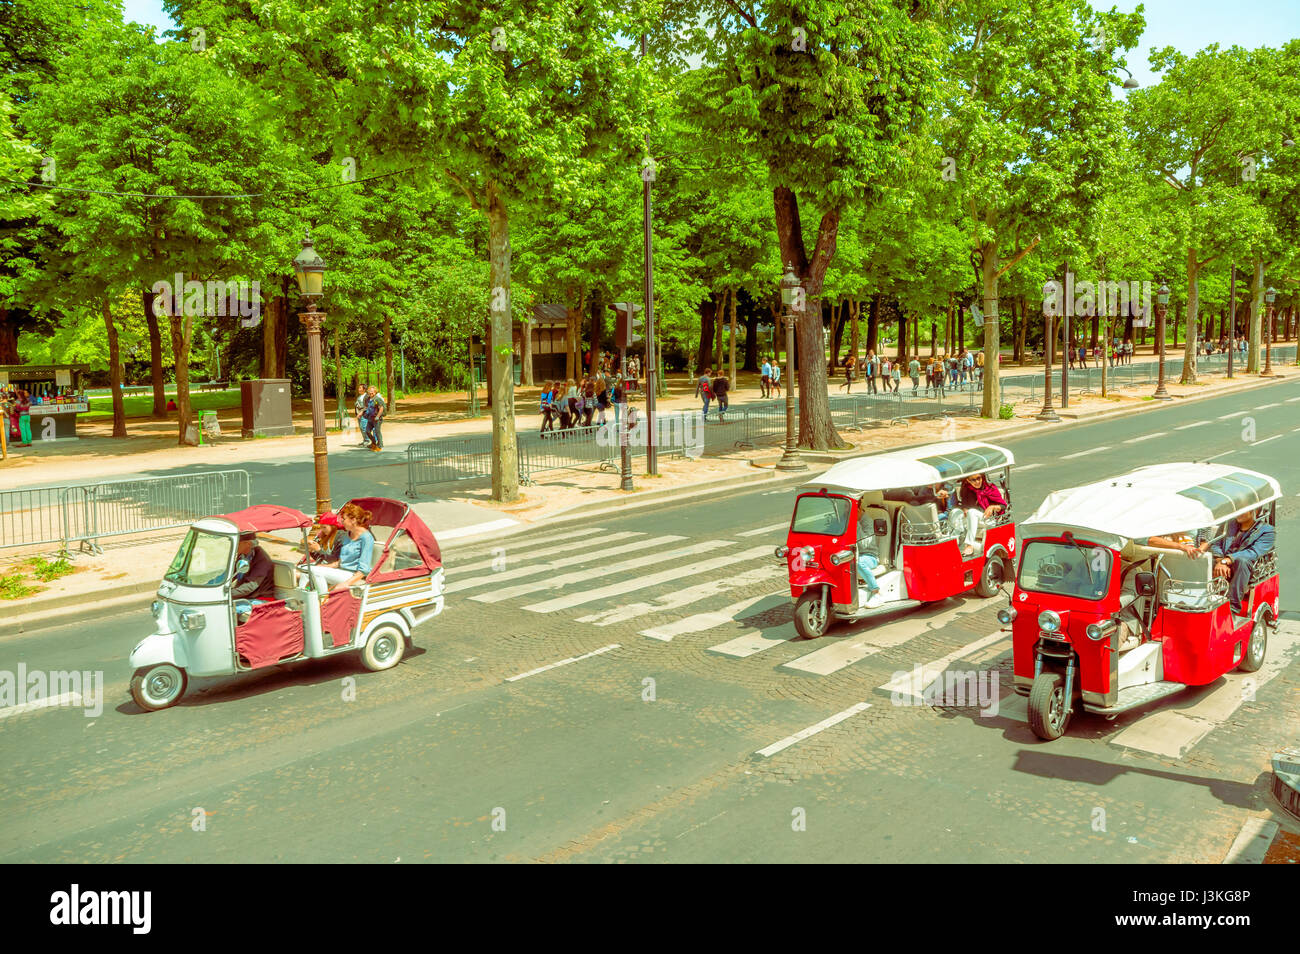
[1037,306,1060,422]
[1263,286,1277,376]
[1153,283,1171,399]
[292,230,330,515]
[776,264,806,471]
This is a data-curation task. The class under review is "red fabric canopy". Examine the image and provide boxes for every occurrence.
[345,496,441,577]
[213,505,314,534]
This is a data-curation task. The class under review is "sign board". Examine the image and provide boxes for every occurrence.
[969,304,984,328]
[0,371,8,386]
[55,369,72,386]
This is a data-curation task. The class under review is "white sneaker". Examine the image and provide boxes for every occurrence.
[864,591,885,608]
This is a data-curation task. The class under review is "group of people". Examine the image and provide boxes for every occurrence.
[2,387,32,446]
[696,369,732,420]
[231,502,377,621]
[840,350,984,396]
[352,385,386,452]
[1202,336,1249,358]
[758,358,784,398]
[539,374,623,432]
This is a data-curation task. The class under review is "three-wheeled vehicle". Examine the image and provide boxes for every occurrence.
[778,441,1016,638]
[129,496,445,711]
[1007,462,1281,740]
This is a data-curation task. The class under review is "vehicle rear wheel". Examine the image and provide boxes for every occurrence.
[361,623,406,672]
[974,554,1004,598]
[1238,611,1269,673]
[1028,672,1071,741]
[131,664,187,711]
[793,590,830,640]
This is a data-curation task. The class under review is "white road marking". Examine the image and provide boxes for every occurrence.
[472,540,715,603]
[437,518,519,540]
[1123,432,1167,444]
[1174,421,1209,430]
[1199,450,1235,463]
[1287,396,1300,403]
[1251,435,1282,446]
[1110,619,1300,759]
[755,702,872,758]
[0,691,84,720]
[640,593,787,642]
[1062,448,1106,459]
[877,630,1010,702]
[450,529,615,573]
[1016,463,1043,471]
[710,622,797,657]
[1218,410,1249,420]
[738,521,789,537]
[1256,403,1281,410]
[578,566,783,626]
[447,533,671,592]
[1223,818,1280,864]
[523,545,775,614]
[504,644,621,683]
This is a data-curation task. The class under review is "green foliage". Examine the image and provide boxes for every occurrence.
[30,556,72,582]
[0,571,38,599]
[998,403,1015,420]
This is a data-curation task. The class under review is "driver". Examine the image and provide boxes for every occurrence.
[855,509,884,607]
[1199,508,1275,619]
[232,532,275,620]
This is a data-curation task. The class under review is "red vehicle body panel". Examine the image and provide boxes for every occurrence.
[785,493,856,605]
[1159,575,1277,684]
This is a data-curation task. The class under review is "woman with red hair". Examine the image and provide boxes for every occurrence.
[319,502,375,592]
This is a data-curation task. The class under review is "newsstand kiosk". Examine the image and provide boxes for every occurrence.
[1,364,90,442]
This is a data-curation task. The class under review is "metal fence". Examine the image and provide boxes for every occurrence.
[0,470,250,553]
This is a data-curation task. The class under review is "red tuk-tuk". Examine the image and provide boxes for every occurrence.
[778,441,1016,638]
[1007,463,1281,739]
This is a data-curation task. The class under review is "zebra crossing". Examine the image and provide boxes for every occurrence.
[446,526,1297,761]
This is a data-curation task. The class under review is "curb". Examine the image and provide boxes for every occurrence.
[3,585,156,639]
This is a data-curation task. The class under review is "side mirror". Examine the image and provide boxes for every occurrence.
[1135,572,1157,597]
[873,518,888,536]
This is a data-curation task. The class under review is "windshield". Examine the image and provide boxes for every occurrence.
[164,529,234,587]
[1018,540,1112,601]
[791,494,851,536]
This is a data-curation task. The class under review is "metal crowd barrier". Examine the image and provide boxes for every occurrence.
[0,469,250,553]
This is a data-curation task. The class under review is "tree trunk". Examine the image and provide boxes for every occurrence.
[743,311,759,371]
[520,307,534,387]
[0,306,17,364]
[589,286,604,377]
[956,299,964,353]
[169,312,196,445]
[697,293,718,373]
[773,186,843,449]
[829,299,846,369]
[1179,246,1199,384]
[384,314,394,410]
[866,294,880,353]
[896,301,907,362]
[728,284,738,381]
[262,291,278,378]
[103,300,127,438]
[1247,258,1263,372]
[980,241,1001,417]
[276,277,290,378]
[142,290,167,418]
[714,287,726,370]
[486,181,519,502]
[334,329,343,429]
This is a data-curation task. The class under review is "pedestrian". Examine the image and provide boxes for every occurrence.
[364,385,385,451]
[582,376,596,427]
[864,349,877,394]
[612,374,626,426]
[711,372,730,421]
[880,356,891,392]
[890,361,901,393]
[557,379,574,429]
[595,375,610,426]
[15,389,31,446]
[908,355,920,393]
[353,384,370,446]
[975,349,985,383]
[760,357,772,398]
[539,381,555,433]
[697,367,713,419]
[840,354,857,392]
[770,362,782,398]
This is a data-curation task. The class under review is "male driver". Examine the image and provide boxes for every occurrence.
[1200,509,1274,619]
[855,509,884,608]
[232,532,275,620]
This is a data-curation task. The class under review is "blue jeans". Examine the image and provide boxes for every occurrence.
[701,396,711,418]
[358,416,370,444]
[857,554,880,594]
[368,417,382,448]
[1225,557,1256,612]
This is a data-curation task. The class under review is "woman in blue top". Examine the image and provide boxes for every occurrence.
[328,502,375,592]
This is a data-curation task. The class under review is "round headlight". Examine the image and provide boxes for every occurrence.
[1085,623,1105,642]
[151,600,163,617]
[1038,610,1061,633]
[800,546,816,564]
[997,607,1016,625]
[775,545,789,559]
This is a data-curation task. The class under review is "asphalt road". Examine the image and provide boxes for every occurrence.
[2,376,1298,862]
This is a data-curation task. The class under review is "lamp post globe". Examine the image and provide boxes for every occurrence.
[776,263,806,471]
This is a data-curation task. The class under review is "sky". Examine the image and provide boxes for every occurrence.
[121,0,1298,88]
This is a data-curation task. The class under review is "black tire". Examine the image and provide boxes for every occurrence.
[130,664,187,711]
[793,590,830,640]
[974,555,1004,598]
[1238,610,1269,673]
[361,623,406,672]
[1028,672,1071,740]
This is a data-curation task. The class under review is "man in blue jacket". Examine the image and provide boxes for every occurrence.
[1199,509,1275,617]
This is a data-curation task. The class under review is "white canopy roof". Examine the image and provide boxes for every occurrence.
[1022,462,1280,547]
[804,441,1015,494]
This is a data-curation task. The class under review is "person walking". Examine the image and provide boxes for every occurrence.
[612,374,626,426]
[975,349,985,383]
[908,355,920,393]
[840,354,857,392]
[595,375,610,426]
[15,390,32,446]
[760,357,772,398]
[364,385,386,451]
[582,376,597,427]
[696,368,713,420]
[539,381,555,433]
[890,361,901,393]
[864,350,877,394]
[564,378,580,428]
[770,361,782,398]
[879,356,891,393]
[353,384,370,447]
[711,372,731,422]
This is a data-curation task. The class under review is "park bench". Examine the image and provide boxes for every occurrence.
[198,381,229,392]
[122,386,150,396]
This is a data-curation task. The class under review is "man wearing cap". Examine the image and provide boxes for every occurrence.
[232,532,275,621]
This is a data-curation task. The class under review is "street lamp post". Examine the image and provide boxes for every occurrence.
[1227,266,1236,379]
[776,264,806,471]
[1153,283,1171,399]
[1037,310,1060,422]
[292,229,330,515]
[1263,286,1277,376]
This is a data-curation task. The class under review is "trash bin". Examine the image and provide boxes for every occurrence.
[201,411,221,439]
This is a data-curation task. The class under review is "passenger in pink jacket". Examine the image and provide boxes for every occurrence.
[955,472,1006,557]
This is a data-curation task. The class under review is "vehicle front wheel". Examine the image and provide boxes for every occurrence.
[361,623,406,672]
[1027,672,1071,741]
[974,554,1004,598]
[131,664,188,711]
[1238,611,1269,673]
[793,590,830,640]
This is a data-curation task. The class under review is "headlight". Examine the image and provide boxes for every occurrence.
[1037,610,1061,633]
[775,545,789,559]
[997,607,1016,625]
[830,549,854,566]
[179,610,206,633]
[799,546,816,565]
[151,600,163,618]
